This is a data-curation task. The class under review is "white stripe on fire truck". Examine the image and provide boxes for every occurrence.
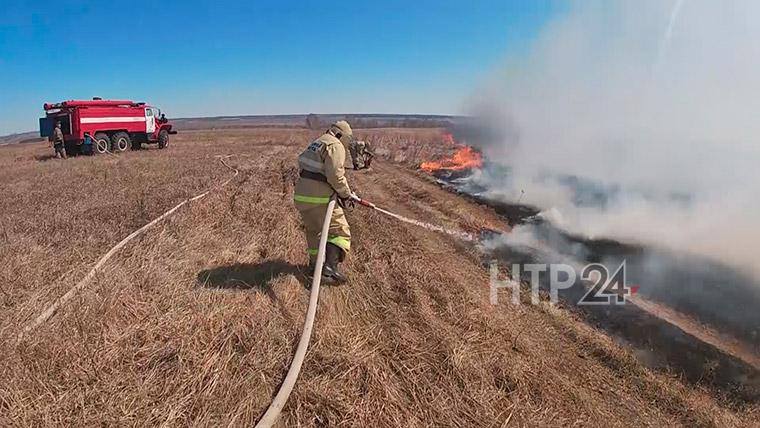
[80,117,146,124]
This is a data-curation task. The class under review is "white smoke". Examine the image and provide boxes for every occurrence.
[468,0,760,277]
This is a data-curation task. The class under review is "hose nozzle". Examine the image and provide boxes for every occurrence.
[350,193,376,209]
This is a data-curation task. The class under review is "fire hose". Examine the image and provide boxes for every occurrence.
[255,194,473,427]
[255,197,337,428]
[19,149,472,424]
[17,155,239,342]
[350,194,475,242]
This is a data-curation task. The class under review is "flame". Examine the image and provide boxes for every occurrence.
[420,134,483,173]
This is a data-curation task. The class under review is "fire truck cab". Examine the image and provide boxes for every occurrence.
[40,98,177,155]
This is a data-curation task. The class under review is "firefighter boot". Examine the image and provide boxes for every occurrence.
[322,243,347,285]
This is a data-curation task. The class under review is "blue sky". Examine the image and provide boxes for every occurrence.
[0,0,560,135]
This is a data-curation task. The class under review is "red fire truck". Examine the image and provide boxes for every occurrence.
[39,98,177,155]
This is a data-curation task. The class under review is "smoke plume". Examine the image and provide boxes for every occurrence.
[465,0,760,278]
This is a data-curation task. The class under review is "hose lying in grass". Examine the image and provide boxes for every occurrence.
[254,198,336,428]
[255,195,477,426]
[351,194,475,242]
[17,156,239,343]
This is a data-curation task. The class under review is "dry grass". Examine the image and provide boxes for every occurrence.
[0,127,756,426]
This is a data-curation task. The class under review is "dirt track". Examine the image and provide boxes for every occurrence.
[0,128,757,426]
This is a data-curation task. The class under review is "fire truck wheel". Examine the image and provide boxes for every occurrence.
[112,132,130,152]
[158,130,169,149]
[94,133,110,154]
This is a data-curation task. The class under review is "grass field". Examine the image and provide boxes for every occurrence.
[0,128,756,426]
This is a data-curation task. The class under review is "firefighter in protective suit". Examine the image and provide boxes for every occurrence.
[349,140,364,169]
[350,140,374,170]
[294,120,355,284]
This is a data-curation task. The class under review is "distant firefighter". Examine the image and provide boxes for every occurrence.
[294,120,355,284]
[51,121,67,159]
[349,139,374,170]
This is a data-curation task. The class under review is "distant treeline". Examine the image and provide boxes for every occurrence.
[305,114,452,130]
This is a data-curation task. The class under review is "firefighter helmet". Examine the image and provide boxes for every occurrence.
[329,120,353,145]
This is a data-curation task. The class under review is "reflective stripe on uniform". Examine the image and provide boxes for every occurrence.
[328,235,351,251]
[294,194,331,204]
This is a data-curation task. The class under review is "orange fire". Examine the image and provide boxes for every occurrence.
[420,135,483,173]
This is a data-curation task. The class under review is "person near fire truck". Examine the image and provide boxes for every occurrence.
[51,121,67,159]
[293,120,355,285]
